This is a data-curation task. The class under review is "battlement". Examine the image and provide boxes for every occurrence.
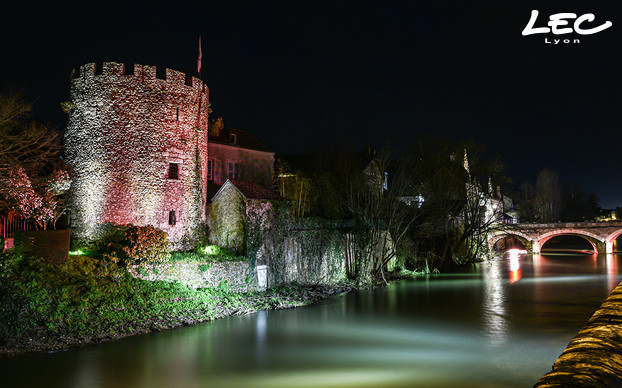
[71,62,206,90]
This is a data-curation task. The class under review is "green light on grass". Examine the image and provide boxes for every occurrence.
[69,250,84,255]
[204,245,219,255]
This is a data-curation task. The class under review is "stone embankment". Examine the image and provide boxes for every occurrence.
[534,281,622,387]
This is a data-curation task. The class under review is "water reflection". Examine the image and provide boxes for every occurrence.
[508,249,522,284]
[481,257,508,344]
[2,254,621,388]
[607,254,618,291]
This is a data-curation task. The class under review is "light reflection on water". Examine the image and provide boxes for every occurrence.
[2,253,621,388]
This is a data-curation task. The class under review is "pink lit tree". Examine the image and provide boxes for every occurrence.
[3,167,70,230]
[0,90,69,229]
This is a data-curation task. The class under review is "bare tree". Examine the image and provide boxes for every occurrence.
[534,169,562,222]
[273,158,312,217]
[0,91,68,228]
[404,135,510,268]
[0,91,61,189]
[344,147,422,283]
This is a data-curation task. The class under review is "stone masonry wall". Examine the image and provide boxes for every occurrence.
[534,280,622,387]
[275,236,347,285]
[65,62,209,249]
[128,261,258,291]
[128,228,394,291]
[207,183,246,253]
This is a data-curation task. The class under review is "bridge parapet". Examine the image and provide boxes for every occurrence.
[488,221,622,254]
[516,221,622,229]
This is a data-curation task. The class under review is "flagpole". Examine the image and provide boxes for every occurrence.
[197,36,202,79]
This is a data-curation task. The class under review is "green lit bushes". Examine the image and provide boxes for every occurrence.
[0,251,229,350]
[166,246,245,264]
[0,250,344,356]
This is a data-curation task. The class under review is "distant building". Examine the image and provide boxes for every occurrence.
[208,127,275,188]
[398,149,518,225]
[595,209,619,222]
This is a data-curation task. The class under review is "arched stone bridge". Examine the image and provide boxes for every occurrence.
[488,221,622,254]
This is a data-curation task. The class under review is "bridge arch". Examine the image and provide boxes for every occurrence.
[605,228,622,253]
[534,229,605,253]
[488,231,533,253]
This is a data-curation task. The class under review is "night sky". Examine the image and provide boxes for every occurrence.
[2,1,621,208]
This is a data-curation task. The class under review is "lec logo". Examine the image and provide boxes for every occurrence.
[522,10,612,44]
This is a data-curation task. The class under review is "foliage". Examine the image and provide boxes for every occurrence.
[0,251,217,346]
[248,174,356,285]
[202,245,245,260]
[560,183,600,222]
[71,223,129,253]
[167,247,245,263]
[3,167,70,229]
[0,251,344,354]
[516,169,562,223]
[208,116,224,136]
[273,159,312,217]
[401,134,509,269]
[245,199,283,269]
[0,90,70,229]
[105,225,170,266]
[342,147,421,282]
[517,172,599,223]
[276,151,349,219]
[534,169,562,222]
[0,91,61,179]
[273,147,424,282]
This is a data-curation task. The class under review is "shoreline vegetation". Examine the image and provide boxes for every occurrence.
[0,223,428,360]
[0,252,355,359]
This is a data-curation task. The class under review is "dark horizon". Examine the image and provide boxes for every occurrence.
[2,1,621,208]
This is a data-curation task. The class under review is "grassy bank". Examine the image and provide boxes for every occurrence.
[0,252,351,358]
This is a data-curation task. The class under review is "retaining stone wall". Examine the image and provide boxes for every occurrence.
[535,280,622,387]
[128,261,259,291]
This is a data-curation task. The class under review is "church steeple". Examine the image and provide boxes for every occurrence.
[462,148,470,174]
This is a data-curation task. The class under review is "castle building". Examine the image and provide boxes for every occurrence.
[65,62,210,248]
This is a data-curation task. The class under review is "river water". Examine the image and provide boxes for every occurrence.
[2,252,621,388]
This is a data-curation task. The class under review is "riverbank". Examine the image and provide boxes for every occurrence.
[0,253,353,359]
[535,280,622,387]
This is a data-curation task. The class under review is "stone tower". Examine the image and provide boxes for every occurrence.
[64,62,209,248]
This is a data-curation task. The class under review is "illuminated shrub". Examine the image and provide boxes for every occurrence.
[72,223,129,253]
[202,245,243,261]
[107,225,170,265]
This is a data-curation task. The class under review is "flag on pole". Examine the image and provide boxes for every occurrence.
[197,36,203,77]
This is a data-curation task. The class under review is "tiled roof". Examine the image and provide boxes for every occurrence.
[210,179,280,202]
[231,180,280,200]
[209,127,273,153]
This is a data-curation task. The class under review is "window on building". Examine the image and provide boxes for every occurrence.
[168,210,176,226]
[168,163,179,180]
[228,161,240,180]
[207,159,213,180]
[156,67,167,80]
[229,133,237,145]
[123,63,134,76]
[94,63,103,75]
[176,107,179,121]
[214,160,222,182]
